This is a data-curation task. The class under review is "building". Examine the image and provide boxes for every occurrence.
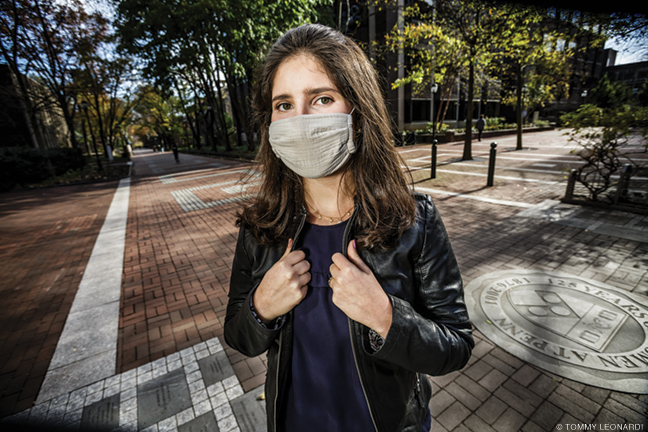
[605,60,648,96]
[338,1,620,130]
[0,64,70,150]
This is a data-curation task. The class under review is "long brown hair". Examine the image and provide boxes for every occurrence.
[238,24,416,250]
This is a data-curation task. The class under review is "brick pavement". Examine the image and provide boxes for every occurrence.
[402,132,648,430]
[117,151,267,394]
[1,131,647,430]
[0,182,119,417]
[418,199,648,431]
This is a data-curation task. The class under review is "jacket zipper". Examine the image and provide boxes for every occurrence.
[349,320,379,432]
[273,211,307,432]
[273,330,282,432]
[343,207,378,431]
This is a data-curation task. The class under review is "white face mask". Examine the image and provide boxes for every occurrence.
[268,111,356,179]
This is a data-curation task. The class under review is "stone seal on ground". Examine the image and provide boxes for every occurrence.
[465,269,648,393]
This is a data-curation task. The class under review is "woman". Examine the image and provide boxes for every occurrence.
[224,24,473,432]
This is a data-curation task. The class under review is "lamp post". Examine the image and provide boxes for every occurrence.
[426,0,438,179]
[81,101,102,170]
[431,82,438,140]
[430,82,438,179]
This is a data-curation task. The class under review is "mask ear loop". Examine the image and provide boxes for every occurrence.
[348,107,358,153]
[350,107,362,132]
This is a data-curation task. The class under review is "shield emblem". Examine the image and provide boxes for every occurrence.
[508,288,627,352]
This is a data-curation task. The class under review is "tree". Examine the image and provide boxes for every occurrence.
[588,73,632,109]
[490,4,572,150]
[0,0,110,151]
[132,85,186,150]
[434,0,500,160]
[384,2,470,133]
[75,48,140,158]
[388,0,589,155]
[638,81,648,107]
[114,0,328,152]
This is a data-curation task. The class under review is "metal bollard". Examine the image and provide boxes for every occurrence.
[431,139,438,179]
[565,169,576,200]
[487,142,497,187]
[614,164,632,204]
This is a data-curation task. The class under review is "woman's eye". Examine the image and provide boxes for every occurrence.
[318,97,332,105]
[277,103,291,111]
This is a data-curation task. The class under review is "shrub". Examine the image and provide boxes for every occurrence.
[45,147,86,176]
[560,104,604,127]
[0,146,86,191]
[423,122,450,133]
[638,81,648,107]
[561,105,648,129]
[484,117,517,131]
[589,74,632,109]
[563,106,648,203]
[0,147,50,191]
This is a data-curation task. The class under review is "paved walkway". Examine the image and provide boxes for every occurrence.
[1,131,647,431]
[0,181,120,416]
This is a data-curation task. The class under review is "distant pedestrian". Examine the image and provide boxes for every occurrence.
[171,143,179,163]
[476,114,486,141]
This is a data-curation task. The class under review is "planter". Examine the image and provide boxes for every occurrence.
[417,126,554,144]
[560,197,648,215]
[413,132,451,144]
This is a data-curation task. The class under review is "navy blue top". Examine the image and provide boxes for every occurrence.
[282,220,432,432]
[284,220,375,432]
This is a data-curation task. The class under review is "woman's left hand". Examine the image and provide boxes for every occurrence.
[330,240,392,338]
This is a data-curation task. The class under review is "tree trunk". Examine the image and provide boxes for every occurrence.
[225,72,253,151]
[462,58,474,161]
[60,100,78,149]
[173,79,199,149]
[92,92,108,158]
[438,68,457,126]
[6,64,47,149]
[211,51,233,151]
[516,63,523,150]
[205,108,217,153]
[212,72,231,151]
[199,64,231,152]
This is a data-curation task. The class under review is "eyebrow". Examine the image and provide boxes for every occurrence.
[271,87,340,103]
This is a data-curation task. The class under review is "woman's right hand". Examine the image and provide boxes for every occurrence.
[252,239,310,325]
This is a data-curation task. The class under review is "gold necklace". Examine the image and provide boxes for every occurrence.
[307,204,354,224]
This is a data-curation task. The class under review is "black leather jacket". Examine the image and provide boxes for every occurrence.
[224,193,474,432]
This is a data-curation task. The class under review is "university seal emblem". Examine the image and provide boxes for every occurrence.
[465,270,648,393]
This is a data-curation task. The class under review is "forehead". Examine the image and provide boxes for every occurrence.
[271,55,338,95]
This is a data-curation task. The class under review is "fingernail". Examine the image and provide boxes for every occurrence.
[353,240,357,249]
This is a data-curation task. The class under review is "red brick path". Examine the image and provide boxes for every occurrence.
[0,182,118,416]
[2,131,647,428]
[116,151,267,391]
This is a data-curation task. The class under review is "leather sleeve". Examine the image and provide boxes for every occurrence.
[224,227,282,357]
[370,195,474,376]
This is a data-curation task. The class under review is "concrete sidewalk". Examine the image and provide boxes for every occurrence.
[1,132,647,431]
